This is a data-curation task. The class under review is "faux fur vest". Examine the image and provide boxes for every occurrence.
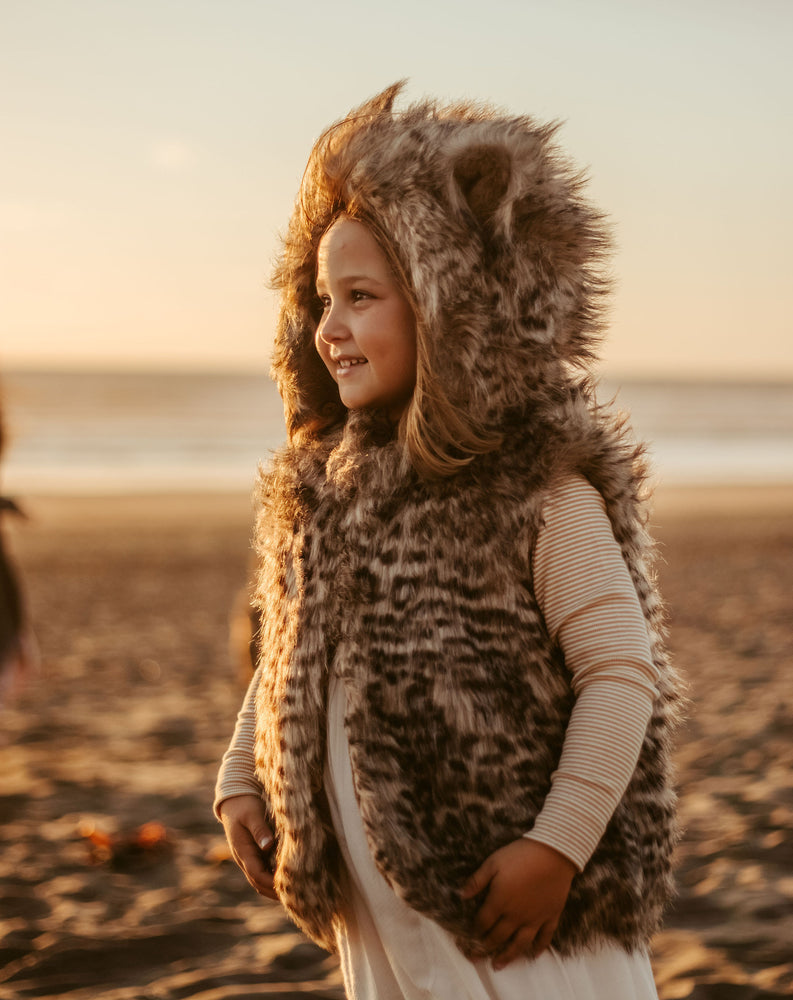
[252,83,679,956]
[252,402,679,956]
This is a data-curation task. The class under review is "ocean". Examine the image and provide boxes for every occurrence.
[1,370,791,494]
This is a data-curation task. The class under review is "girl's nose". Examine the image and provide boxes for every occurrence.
[317,306,348,344]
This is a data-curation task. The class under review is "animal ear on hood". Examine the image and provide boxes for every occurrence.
[452,144,511,229]
[343,79,405,128]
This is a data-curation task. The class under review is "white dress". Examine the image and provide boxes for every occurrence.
[324,676,659,1000]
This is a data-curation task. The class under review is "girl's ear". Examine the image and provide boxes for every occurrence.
[452,145,511,229]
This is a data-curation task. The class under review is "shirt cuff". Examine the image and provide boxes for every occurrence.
[523,770,623,872]
[213,773,264,821]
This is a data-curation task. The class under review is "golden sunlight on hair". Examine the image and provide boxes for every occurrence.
[401,351,504,479]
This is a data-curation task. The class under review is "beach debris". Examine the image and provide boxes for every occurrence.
[78,819,174,869]
[204,839,233,865]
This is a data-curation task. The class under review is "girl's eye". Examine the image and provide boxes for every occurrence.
[310,295,329,323]
[351,290,370,303]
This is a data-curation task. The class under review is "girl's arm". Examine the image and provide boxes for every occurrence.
[215,665,278,899]
[463,474,659,967]
[214,664,265,814]
[525,475,659,867]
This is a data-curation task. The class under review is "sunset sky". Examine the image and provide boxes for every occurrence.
[2,0,791,378]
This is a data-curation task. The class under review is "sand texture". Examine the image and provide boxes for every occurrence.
[1,487,791,999]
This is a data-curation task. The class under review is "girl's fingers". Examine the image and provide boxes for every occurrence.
[479,915,516,954]
[234,841,278,898]
[220,799,279,899]
[472,897,502,938]
[492,925,539,971]
[532,918,557,957]
[248,869,278,900]
[249,819,275,853]
[461,858,493,900]
[491,918,556,970]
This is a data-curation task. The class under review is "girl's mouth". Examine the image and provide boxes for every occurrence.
[336,357,368,378]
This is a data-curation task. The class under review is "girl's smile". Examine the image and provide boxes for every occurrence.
[315,216,416,418]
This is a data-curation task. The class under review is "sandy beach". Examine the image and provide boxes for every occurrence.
[1,484,791,999]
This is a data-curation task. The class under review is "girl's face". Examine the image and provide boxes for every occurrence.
[315,217,417,419]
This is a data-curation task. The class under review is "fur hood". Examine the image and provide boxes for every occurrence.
[272,81,611,445]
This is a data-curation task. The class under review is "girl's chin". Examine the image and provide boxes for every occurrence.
[340,397,411,422]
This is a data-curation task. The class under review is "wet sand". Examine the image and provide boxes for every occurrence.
[1,485,791,999]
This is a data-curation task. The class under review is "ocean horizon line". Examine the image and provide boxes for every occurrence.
[2,365,793,389]
[2,369,791,494]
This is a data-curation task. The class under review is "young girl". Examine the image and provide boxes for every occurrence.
[215,82,680,999]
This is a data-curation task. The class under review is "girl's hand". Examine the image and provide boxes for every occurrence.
[218,794,279,901]
[461,838,577,970]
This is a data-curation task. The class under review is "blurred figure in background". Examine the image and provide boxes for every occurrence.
[0,405,38,705]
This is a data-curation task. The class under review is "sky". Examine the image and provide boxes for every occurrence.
[1,0,791,379]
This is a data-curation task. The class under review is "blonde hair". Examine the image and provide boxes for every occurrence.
[403,344,503,479]
[339,210,504,478]
[272,118,502,479]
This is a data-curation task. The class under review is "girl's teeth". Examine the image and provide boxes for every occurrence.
[339,359,367,368]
